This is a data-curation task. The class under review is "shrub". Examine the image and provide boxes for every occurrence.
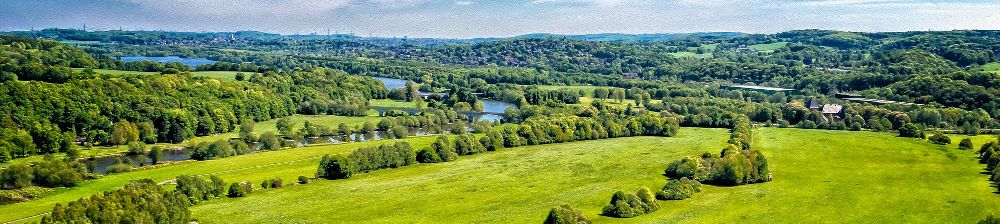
[40,180,190,224]
[656,177,701,200]
[126,141,147,155]
[317,154,353,180]
[601,187,659,218]
[105,162,135,174]
[928,133,951,145]
[416,147,442,163]
[432,136,458,162]
[227,181,253,197]
[261,177,283,189]
[175,175,224,203]
[981,215,1000,224]
[543,204,592,224]
[298,176,309,184]
[898,123,924,138]
[960,138,974,150]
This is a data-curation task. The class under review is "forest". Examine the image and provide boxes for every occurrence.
[1,28,1000,223]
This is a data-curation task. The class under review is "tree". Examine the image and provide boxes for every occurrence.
[110,120,139,146]
[543,204,592,224]
[227,181,251,197]
[898,123,923,138]
[432,136,457,162]
[980,215,1000,224]
[960,138,974,150]
[1,164,33,189]
[276,117,293,136]
[148,146,163,165]
[416,148,442,163]
[928,133,951,145]
[239,120,257,143]
[259,131,281,150]
[317,154,353,179]
[127,141,147,156]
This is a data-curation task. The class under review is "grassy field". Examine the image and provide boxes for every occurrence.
[0,135,445,223]
[748,42,788,52]
[370,99,425,109]
[984,62,1000,73]
[188,128,1000,223]
[70,68,252,81]
[534,85,621,97]
[1,115,387,168]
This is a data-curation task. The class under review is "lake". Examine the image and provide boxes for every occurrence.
[373,77,513,122]
[120,56,217,67]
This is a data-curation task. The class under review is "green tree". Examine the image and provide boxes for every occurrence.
[317,154,353,179]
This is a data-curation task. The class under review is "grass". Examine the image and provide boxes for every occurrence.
[748,42,788,52]
[190,128,1000,223]
[0,135,445,223]
[1,115,387,169]
[984,62,1000,73]
[370,99,425,109]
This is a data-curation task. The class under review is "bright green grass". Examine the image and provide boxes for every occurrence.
[748,42,788,52]
[189,128,729,223]
[701,43,719,50]
[0,136,444,223]
[193,128,999,223]
[667,51,713,59]
[1,115,386,168]
[984,62,1000,72]
[370,99,425,109]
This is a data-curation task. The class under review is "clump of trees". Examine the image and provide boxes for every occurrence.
[656,177,702,200]
[601,187,659,218]
[317,142,416,179]
[960,138,974,150]
[174,175,227,204]
[544,204,592,224]
[227,181,254,198]
[1,157,88,189]
[260,177,284,189]
[928,133,951,145]
[40,179,191,224]
[664,116,771,186]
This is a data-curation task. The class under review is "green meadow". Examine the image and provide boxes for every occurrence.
[187,128,1000,223]
[1,114,386,169]
[748,42,788,52]
[0,136,445,223]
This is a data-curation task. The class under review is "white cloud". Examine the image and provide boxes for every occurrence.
[123,0,353,16]
[530,0,635,7]
[455,0,473,6]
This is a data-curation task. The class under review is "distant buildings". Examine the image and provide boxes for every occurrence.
[722,85,799,94]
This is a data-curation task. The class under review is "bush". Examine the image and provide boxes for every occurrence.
[105,162,135,174]
[960,138,974,150]
[126,141,147,156]
[40,180,190,224]
[601,187,659,218]
[261,177,283,189]
[416,148,442,163]
[898,123,924,138]
[317,154,353,180]
[981,215,1000,224]
[432,136,458,162]
[928,133,951,145]
[227,181,253,197]
[175,175,225,203]
[298,176,309,184]
[543,204,592,224]
[656,177,701,200]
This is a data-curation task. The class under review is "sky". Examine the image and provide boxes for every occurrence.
[1,0,998,38]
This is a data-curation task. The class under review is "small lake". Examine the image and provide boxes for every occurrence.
[373,77,514,122]
[120,56,217,67]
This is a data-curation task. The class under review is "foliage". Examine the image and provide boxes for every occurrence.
[655,177,702,200]
[928,133,952,145]
[543,204,592,224]
[601,187,659,218]
[40,179,190,224]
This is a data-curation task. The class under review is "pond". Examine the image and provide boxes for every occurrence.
[84,127,448,174]
[373,77,514,122]
[120,56,218,67]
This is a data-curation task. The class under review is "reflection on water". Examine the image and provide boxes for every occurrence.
[372,76,514,122]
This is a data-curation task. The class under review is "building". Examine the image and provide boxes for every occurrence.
[722,85,799,95]
[821,104,844,122]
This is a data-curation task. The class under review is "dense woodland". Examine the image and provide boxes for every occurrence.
[1,28,1000,222]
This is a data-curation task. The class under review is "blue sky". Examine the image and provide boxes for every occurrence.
[1,0,998,38]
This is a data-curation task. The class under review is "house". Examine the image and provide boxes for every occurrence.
[820,104,844,122]
[808,98,822,110]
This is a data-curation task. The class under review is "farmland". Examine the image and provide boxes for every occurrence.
[185,128,1000,223]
